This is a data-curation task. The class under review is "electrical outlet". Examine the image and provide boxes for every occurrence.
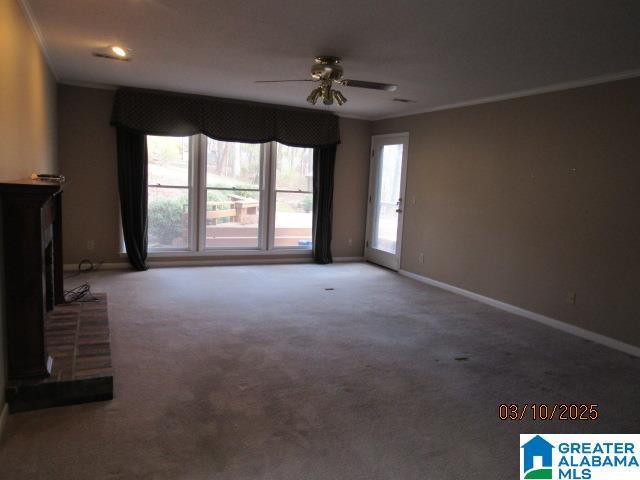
[566,292,576,305]
[347,238,353,246]
[87,240,95,251]
[411,195,416,205]
[419,252,424,264]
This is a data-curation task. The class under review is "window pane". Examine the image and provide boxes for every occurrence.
[147,136,190,186]
[276,143,313,192]
[148,186,190,249]
[274,192,312,248]
[205,189,260,248]
[207,139,261,189]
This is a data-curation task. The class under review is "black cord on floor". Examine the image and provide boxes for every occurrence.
[64,258,103,279]
[63,259,103,303]
[78,259,103,273]
[63,283,95,303]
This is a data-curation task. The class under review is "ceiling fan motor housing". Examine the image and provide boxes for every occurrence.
[311,56,343,81]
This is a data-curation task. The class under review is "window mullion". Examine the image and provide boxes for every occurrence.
[258,143,266,251]
[188,135,197,252]
[196,134,207,252]
[266,142,278,250]
[259,142,270,251]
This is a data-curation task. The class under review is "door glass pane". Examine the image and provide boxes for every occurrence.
[276,144,313,191]
[205,189,260,248]
[148,186,190,249]
[274,192,313,248]
[147,136,191,251]
[372,144,403,253]
[206,139,261,189]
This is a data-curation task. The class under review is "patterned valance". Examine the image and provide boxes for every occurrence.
[110,88,340,147]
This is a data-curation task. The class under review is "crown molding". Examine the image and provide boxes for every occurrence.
[373,69,640,122]
[336,113,372,121]
[17,0,58,80]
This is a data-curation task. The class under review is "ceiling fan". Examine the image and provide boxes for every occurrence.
[255,56,398,106]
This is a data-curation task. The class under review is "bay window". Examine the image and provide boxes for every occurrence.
[146,135,313,253]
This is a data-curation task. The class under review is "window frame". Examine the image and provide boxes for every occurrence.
[144,135,313,256]
[145,135,198,253]
[199,137,269,252]
[268,143,314,250]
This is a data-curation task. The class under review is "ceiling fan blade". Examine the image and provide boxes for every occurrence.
[340,79,398,91]
[254,79,313,83]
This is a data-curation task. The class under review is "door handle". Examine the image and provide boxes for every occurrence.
[396,209,402,213]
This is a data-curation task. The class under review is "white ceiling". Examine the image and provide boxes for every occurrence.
[25,0,640,120]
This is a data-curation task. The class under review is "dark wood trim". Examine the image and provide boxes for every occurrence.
[0,179,66,380]
[53,194,64,305]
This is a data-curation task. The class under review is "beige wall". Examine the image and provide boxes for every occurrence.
[58,84,371,264]
[58,86,121,264]
[333,118,371,257]
[372,77,640,347]
[0,0,58,411]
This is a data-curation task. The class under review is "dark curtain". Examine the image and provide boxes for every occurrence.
[116,128,148,271]
[111,88,340,147]
[312,145,337,264]
[112,88,340,269]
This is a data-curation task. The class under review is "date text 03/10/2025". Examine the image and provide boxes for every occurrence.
[499,404,599,421]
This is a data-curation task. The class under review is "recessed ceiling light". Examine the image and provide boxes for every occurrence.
[93,45,131,62]
[111,46,128,57]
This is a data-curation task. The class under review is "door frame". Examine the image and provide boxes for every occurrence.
[365,132,409,271]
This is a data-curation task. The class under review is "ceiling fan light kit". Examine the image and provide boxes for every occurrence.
[307,86,322,104]
[333,90,347,106]
[257,56,397,107]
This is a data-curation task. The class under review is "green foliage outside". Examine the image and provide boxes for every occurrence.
[206,187,258,203]
[148,195,187,245]
[301,194,313,213]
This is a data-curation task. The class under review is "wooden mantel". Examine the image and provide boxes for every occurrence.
[0,178,66,380]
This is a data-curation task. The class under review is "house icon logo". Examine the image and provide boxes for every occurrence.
[521,435,554,479]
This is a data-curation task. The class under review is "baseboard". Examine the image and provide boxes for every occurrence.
[147,257,313,268]
[333,256,365,263]
[64,258,311,270]
[399,269,640,358]
[64,262,129,271]
[65,257,363,270]
[0,402,9,441]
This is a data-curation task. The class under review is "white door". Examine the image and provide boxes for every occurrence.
[365,133,409,270]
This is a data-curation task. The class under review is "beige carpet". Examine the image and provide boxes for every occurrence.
[0,263,638,479]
